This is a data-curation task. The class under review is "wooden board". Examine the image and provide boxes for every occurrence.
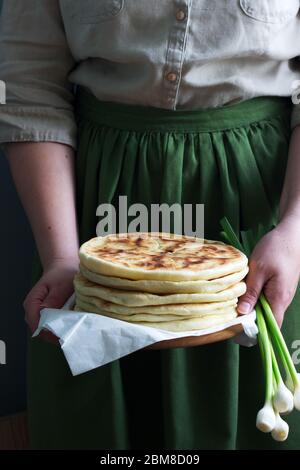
[144,323,244,350]
[39,322,245,350]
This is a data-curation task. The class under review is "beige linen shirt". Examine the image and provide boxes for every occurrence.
[1,0,300,150]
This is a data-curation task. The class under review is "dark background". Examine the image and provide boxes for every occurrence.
[0,0,33,416]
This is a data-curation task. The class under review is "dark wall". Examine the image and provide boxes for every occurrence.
[0,153,34,416]
[0,0,34,416]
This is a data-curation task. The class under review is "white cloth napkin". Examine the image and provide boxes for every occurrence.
[33,294,258,376]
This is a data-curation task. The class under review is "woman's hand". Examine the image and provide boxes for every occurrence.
[5,142,80,341]
[23,258,79,334]
[237,218,300,327]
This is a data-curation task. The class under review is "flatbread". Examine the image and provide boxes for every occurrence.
[74,299,238,331]
[135,311,238,332]
[75,290,237,316]
[79,232,248,281]
[80,264,249,294]
[74,272,246,306]
[74,299,198,322]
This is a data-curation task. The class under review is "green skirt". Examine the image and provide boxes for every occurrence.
[28,89,300,450]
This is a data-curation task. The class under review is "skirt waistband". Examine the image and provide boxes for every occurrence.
[75,87,292,132]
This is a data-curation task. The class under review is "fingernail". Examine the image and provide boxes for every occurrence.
[238,301,251,314]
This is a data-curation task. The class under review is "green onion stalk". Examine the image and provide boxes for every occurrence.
[255,305,276,432]
[260,294,300,411]
[220,217,299,441]
[270,339,294,415]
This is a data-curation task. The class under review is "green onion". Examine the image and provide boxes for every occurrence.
[281,349,294,392]
[256,304,276,432]
[220,217,299,440]
[270,340,294,414]
[260,294,298,384]
[259,294,300,411]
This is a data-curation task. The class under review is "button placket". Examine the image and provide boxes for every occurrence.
[162,0,192,109]
[176,9,186,21]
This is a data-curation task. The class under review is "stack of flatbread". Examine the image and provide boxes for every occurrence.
[74,232,248,332]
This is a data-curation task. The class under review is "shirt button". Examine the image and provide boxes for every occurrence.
[166,72,177,82]
[176,9,186,21]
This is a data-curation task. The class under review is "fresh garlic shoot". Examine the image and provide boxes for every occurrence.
[271,413,289,442]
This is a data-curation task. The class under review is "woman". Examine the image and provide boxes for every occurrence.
[1,0,300,450]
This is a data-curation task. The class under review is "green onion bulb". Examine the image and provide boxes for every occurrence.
[256,402,276,433]
[271,413,289,442]
[273,381,294,414]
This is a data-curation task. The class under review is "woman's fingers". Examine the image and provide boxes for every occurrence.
[237,260,266,315]
[237,225,300,327]
[237,260,296,327]
[23,262,78,334]
[25,281,73,333]
[263,275,297,327]
[23,280,49,333]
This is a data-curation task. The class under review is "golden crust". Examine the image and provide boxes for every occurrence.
[80,232,247,281]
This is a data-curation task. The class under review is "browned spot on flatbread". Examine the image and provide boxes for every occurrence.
[85,233,244,272]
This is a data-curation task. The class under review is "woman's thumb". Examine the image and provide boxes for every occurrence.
[237,262,265,315]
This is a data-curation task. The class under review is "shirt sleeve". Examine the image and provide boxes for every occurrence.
[0,0,77,150]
